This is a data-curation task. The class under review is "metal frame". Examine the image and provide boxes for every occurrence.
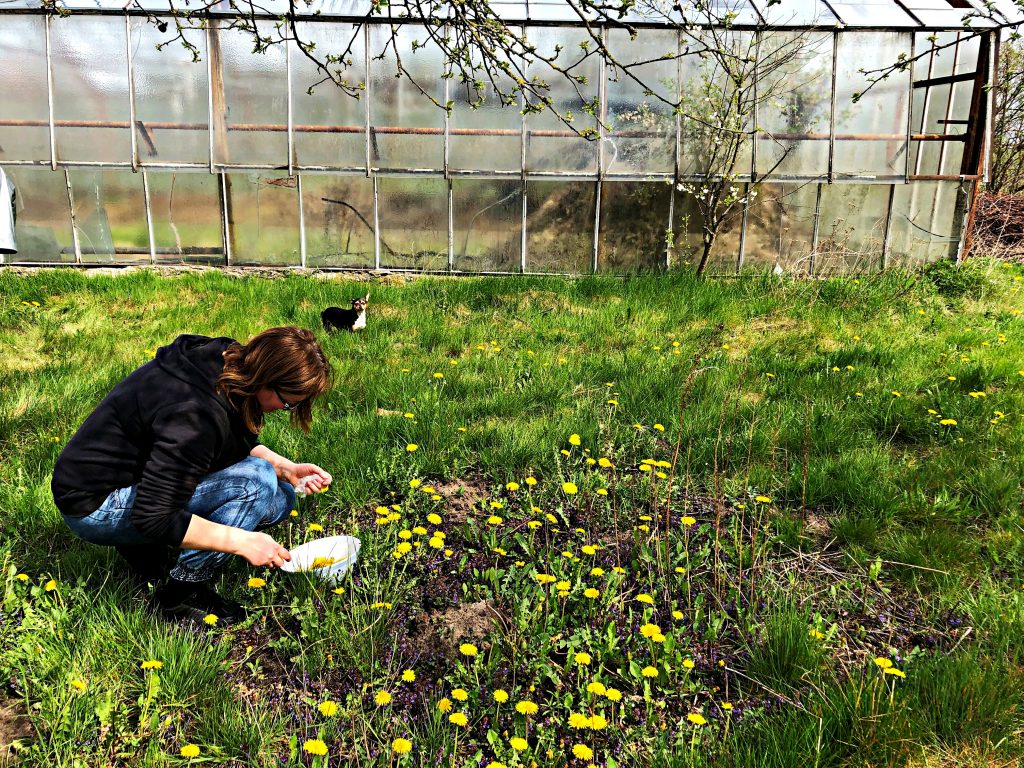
[1,12,997,274]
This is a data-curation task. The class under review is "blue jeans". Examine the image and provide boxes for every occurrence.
[62,456,296,582]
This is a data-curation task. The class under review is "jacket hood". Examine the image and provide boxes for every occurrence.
[155,334,235,408]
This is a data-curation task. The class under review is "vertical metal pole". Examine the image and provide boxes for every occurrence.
[737,182,749,275]
[207,24,216,173]
[142,169,156,264]
[365,24,372,176]
[828,31,838,183]
[126,14,139,172]
[520,26,528,274]
[373,175,381,269]
[286,28,294,177]
[881,183,895,271]
[937,32,962,175]
[667,182,675,270]
[810,182,822,275]
[219,172,231,265]
[46,15,56,171]
[521,180,528,273]
[65,169,81,265]
[593,180,601,274]
[297,173,306,268]
[984,31,995,182]
[904,32,916,181]
[447,179,454,271]
[597,26,607,177]
[914,34,938,176]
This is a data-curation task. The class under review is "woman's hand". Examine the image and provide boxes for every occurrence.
[236,530,291,568]
[283,462,333,493]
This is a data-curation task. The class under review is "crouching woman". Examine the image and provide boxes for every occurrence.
[51,326,333,624]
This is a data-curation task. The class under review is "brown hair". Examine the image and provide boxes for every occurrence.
[217,327,332,434]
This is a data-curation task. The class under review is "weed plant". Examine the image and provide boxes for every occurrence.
[0,259,1022,766]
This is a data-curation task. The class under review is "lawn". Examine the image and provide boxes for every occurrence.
[1,261,1023,767]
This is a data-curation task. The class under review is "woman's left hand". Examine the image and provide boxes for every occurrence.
[284,462,333,493]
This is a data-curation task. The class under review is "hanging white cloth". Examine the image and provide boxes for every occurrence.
[0,168,17,255]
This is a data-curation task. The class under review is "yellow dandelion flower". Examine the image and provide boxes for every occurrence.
[874,657,893,669]
[587,681,606,696]
[575,652,592,665]
[449,712,468,726]
[402,669,416,682]
[510,736,528,751]
[69,679,87,692]
[406,443,419,452]
[247,577,266,588]
[641,666,658,678]
[635,593,654,605]
[939,419,957,426]
[203,614,218,626]
[487,515,503,525]
[308,523,324,532]
[562,482,578,494]
[884,667,906,678]
[392,738,413,754]
[427,513,442,525]
[682,516,696,526]
[44,580,57,592]
[584,588,600,599]
[16,573,29,582]
[319,700,338,717]
[515,700,539,715]
[438,697,452,712]
[459,643,479,657]
[494,689,509,703]
[451,688,469,701]
[141,660,163,670]
[605,687,622,701]
[506,481,520,491]
[590,713,608,729]
[375,690,392,706]
[303,739,328,756]
[682,659,695,669]
[180,744,201,758]
[688,713,707,726]
[572,743,593,760]
[569,434,582,446]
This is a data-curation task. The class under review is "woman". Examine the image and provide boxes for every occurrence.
[52,326,333,624]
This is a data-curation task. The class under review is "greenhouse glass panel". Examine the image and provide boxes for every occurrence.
[678,31,754,179]
[525,27,599,175]
[377,177,448,270]
[68,169,148,263]
[526,180,595,272]
[604,29,677,176]
[743,182,817,273]
[0,17,49,163]
[888,181,963,266]
[6,168,74,263]
[829,0,918,26]
[758,0,838,25]
[147,171,224,263]
[52,16,132,165]
[302,174,375,269]
[670,186,742,275]
[833,32,912,180]
[215,22,288,167]
[815,184,890,274]
[368,25,445,172]
[755,31,832,178]
[449,44,523,173]
[291,22,367,170]
[599,182,670,271]
[131,19,210,166]
[452,179,522,272]
[225,172,300,265]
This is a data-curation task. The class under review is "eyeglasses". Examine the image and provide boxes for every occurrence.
[273,386,303,412]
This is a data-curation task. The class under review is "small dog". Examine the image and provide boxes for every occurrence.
[321,293,370,333]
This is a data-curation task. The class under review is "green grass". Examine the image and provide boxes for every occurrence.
[0,259,1023,766]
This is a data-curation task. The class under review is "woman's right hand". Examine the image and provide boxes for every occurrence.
[236,531,291,568]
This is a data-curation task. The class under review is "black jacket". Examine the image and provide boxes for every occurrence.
[52,335,261,545]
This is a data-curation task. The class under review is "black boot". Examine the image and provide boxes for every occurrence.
[115,544,174,588]
[154,578,247,625]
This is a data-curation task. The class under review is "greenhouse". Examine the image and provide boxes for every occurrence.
[0,0,999,274]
